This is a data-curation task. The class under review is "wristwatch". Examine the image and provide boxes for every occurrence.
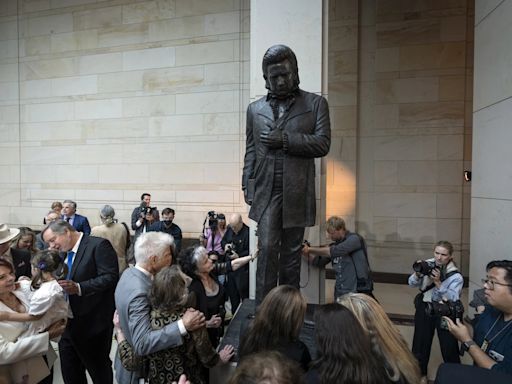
[460,340,477,354]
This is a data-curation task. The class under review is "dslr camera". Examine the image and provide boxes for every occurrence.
[425,299,464,323]
[413,260,438,276]
[139,203,156,218]
[225,243,235,258]
[207,211,218,230]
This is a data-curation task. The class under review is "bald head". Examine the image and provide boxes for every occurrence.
[229,213,243,233]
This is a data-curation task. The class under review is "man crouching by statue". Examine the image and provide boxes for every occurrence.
[242,44,331,304]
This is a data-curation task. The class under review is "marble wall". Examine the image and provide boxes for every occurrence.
[0,0,250,236]
[470,0,512,291]
[326,0,474,274]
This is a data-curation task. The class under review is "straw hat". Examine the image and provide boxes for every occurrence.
[0,223,20,245]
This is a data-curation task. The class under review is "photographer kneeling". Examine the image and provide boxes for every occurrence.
[409,241,463,379]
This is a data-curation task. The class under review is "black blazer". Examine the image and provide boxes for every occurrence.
[66,235,119,336]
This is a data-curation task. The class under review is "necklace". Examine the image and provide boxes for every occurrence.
[481,313,512,352]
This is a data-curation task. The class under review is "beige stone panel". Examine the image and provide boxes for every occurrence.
[205,11,240,35]
[176,40,234,66]
[21,145,76,165]
[21,121,82,141]
[328,81,357,107]
[373,217,398,242]
[51,30,98,53]
[474,0,512,110]
[330,50,358,81]
[330,0,358,23]
[377,19,440,48]
[374,135,437,161]
[0,146,18,165]
[99,164,149,184]
[0,19,17,41]
[21,0,50,13]
[204,62,239,85]
[440,15,467,42]
[21,164,98,183]
[0,124,19,142]
[373,192,436,218]
[0,105,18,124]
[374,161,397,186]
[75,99,122,120]
[0,165,20,183]
[399,42,465,71]
[375,47,399,73]
[74,6,122,30]
[98,24,148,48]
[437,193,462,219]
[438,76,465,101]
[330,105,357,132]
[79,52,122,75]
[149,115,203,137]
[175,189,236,204]
[437,160,463,186]
[123,47,175,71]
[75,189,125,205]
[148,16,204,42]
[122,95,176,117]
[83,118,149,139]
[176,141,237,163]
[21,79,52,99]
[329,135,356,162]
[397,218,436,243]
[329,25,358,51]
[399,102,464,128]
[203,164,238,185]
[51,0,97,8]
[23,35,50,56]
[374,104,398,129]
[0,63,16,82]
[359,50,374,82]
[98,71,144,93]
[23,101,74,123]
[52,75,98,97]
[122,0,176,24]
[326,191,355,216]
[436,218,461,244]
[437,134,463,160]
[398,161,438,186]
[71,144,124,165]
[120,142,177,164]
[150,164,204,184]
[143,66,204,91]
[376,77,439,104]
[204,112,238,134]
[0,39,18,59]
[175,0,236,17]
[0,81,18,102]
[22,57,75,80]
[24,13,73,37]
[176,90,235,114]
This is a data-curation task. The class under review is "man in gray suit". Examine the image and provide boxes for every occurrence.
[242,44,331,304]
[114,231,205,383]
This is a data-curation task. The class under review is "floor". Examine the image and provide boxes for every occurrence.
[51,282,471,383]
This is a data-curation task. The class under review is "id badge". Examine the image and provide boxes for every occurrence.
[481,339,489,352]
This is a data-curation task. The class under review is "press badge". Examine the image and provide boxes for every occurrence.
[488,349,505,362]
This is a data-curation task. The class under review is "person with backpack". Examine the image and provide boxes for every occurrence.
[408,240,463,381]
[301,216,374,300]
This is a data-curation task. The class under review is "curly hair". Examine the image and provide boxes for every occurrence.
[179,245,208,278]
[150,265,188,311]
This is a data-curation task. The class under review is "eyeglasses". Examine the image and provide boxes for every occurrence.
[481,278,512,290]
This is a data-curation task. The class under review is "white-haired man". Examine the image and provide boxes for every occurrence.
[114,232,205,384]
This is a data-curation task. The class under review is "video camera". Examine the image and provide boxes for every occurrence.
[207,211,218,230]
[413,260,439,276]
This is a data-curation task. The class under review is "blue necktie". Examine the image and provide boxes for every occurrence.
[66,251,74,279]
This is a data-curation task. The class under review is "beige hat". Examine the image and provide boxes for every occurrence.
[0,223,20,245]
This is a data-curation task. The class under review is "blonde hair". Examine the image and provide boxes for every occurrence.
[337,293,421,384]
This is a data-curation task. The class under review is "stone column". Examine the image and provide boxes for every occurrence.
[248,0,327,303]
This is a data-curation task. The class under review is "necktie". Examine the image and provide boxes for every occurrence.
[66,217,71,222]
[66,251,74,279]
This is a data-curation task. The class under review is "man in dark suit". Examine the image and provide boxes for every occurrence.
[42,220,118,384]
[242,44,331,304]
[62,199,91,235]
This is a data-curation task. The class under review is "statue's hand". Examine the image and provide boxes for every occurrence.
[244,189,252,206]
[260,129,283,149]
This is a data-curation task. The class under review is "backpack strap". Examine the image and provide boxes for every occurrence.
[121,222,131,252]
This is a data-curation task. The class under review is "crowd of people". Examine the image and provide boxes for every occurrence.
[1,196,511,384]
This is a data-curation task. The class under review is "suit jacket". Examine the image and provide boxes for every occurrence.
[242,89,331,228]
[114,267,183,384]
[63,214,91,235]
[66,235,118,338]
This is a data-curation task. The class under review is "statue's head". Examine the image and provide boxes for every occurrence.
[262,45,300,96]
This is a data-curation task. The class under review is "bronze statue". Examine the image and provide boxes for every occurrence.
[242,45,331,303]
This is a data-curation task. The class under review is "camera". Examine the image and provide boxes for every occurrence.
[225,243,234,258]
[425,299,464,323]
[207,211,218,230]
[413,260,438,276]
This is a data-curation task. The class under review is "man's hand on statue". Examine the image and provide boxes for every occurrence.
[260,130,283,149]
[243,189,252,206]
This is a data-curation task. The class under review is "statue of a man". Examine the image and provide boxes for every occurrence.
[242,45,331,303]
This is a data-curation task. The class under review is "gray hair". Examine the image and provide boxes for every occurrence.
[134,232,175,265]
[100,205,116,226]
[63,199,77,209]
[41,220,75,239]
